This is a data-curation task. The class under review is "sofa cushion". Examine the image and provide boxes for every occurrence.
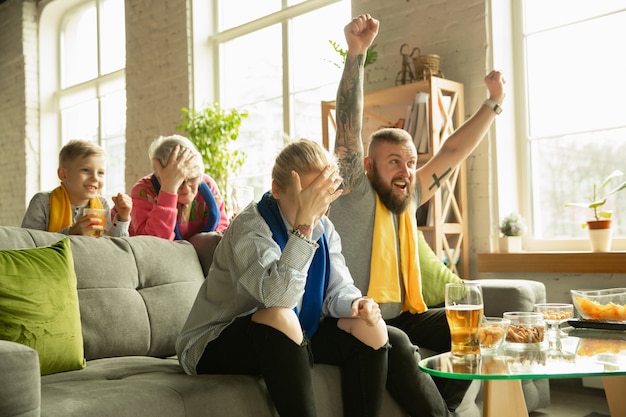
[0,237,86,375]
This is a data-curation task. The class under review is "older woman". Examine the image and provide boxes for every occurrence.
[129,135,228,240]
[176,139,389,417]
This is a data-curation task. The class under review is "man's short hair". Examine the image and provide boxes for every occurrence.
[367,127,413,156]
[58,140,104,167]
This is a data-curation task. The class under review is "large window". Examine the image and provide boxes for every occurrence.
[516,1,626,249]
[42,0,126,195]
[213,0,350,196]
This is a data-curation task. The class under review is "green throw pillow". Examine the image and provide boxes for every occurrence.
[418,230,464,307]
[0,238,86,375]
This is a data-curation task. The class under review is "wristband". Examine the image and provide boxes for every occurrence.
[291,228,314,245]
[483,98,502,115]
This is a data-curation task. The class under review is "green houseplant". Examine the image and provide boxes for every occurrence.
[177,103,248,211]
[565,170,626,227]
[565,170,626,251]
[498,213,526,253]
[328,40,378,68]
[499,213,527,237]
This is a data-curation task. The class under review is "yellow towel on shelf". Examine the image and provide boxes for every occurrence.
[368,194,427,314]
[48,184,103,232]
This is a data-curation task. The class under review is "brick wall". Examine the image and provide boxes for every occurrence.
[0,0,37,227]
[124,0,192,188]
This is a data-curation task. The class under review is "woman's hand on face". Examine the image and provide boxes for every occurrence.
[153,145,198,193]
[292,165,343,229]
[351,297,382,326]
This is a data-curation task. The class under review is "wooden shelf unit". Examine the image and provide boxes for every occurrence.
[321,76,469,278]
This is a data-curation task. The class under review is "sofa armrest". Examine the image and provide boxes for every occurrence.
[0,340,41,417]
[188,232,223,276]
[473,279,547,316]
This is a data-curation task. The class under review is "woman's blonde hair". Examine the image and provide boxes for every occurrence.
[148,134,204,175]
[272,139,338,190]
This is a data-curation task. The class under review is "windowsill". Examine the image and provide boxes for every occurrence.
[477,252,626,274]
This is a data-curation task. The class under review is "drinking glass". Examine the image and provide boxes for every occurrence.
[231,186,254,217]
[445,281,484,359]
[82,208,106,237]
[534,303,574,354]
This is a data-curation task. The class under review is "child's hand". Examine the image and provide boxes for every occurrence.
[69,215,103,237]
[112,193,132,221]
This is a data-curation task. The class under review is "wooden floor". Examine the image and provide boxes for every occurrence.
[529,378,610,417]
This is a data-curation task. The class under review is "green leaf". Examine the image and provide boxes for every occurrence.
[177,103,248,211]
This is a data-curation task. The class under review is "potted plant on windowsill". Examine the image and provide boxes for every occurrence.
[499,213,526,253]
[565,170,626,252]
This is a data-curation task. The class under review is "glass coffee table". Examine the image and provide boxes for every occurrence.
[418,327,626,417]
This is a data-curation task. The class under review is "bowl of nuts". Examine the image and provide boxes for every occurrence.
[479,316,511,354]
[534,303,574,324]
[503,311,545,349]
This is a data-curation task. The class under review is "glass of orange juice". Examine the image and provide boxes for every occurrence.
[445,281,484,359]
[82,208,106,237]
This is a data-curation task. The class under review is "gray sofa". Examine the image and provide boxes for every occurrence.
[0,226,549,417]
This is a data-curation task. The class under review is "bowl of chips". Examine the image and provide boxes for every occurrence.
[571,288,626,321]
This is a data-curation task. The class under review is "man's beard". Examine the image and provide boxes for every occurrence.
[369,162,413,215]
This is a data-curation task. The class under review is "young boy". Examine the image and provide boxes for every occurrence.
[21,139,132,237]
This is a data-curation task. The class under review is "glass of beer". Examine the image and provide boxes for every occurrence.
[445,281,484,359]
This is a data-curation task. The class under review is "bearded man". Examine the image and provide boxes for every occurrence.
[328,14,506,417]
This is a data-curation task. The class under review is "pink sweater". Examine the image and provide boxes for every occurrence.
[130,174,229,240]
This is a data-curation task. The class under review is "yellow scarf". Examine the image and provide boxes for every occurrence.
[48,184,103,232]
[368,194,427,314]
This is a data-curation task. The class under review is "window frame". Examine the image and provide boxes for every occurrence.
[39,0,126,195]
[508,0,626,252]
[199,0,349,196]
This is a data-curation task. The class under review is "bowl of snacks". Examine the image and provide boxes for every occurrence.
[534,303,574,338]
[570,288,626,321]
[534,303,574,324]
[479,316,511,354]
[503,311,545,348]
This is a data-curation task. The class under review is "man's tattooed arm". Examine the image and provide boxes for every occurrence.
[334,53,365,195]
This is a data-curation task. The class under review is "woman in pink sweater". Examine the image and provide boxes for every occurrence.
[130,135,229,240]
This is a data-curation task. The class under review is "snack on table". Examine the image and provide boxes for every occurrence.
[480,325,506,346]
[571,288,626,321]
[506,324,545,343]
[540,309,573,321]
[479,317,510,352]
[503,311,545,344]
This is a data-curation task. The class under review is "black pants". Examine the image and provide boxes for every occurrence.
[196,315,389,417]
[385,308,472,417]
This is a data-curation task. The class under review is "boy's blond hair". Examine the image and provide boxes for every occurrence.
[59,140,105,167]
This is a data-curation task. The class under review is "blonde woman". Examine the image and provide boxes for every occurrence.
[176,139,389,417]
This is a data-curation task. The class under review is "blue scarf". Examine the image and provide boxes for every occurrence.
[256,191,330,338]
[150,174,220,240]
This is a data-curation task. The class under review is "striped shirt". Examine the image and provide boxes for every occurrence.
[175,201,362,375]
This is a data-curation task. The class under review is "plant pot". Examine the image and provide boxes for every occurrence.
[587,220,612,252]
[499,236,523,253]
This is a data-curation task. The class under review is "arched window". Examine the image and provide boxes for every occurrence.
[40,0,126,195]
